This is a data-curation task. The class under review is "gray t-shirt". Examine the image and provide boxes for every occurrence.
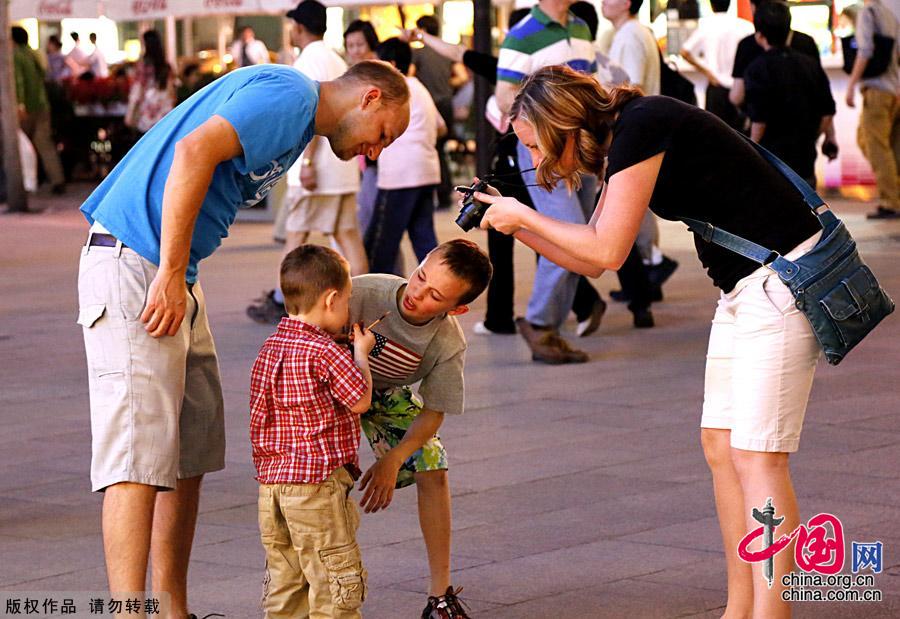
[857,0,900,94]
[350,274,466,415]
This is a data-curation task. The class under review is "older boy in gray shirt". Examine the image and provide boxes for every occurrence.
[348,239,491,619]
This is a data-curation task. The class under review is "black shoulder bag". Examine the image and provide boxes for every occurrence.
[841,6,896,78]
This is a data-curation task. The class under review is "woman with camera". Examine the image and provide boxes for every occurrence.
[472,64,825,618]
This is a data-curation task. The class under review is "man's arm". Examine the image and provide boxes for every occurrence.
[750,122,766,142]
[729,78,745,106]
[681,49,720,87]
[845,54,870,108]
[358,407,444,512]
[846,7,876,107]
[140,115,243,337]
[299,137,322,190]
[495,42,529,114]
[495,80,519,116]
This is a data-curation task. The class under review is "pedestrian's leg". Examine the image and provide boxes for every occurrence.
[332,194,369,275]
[103,482,157,593]
[151,476,203,616]
[701,430,754,617]
[407,186,439,263]
[517,141,580,330]
[572,276,600,323]
[365,189,415,274]
[731,450,799,619]
[484,228,516,333]
[414,470,452,595]
[635,210,659,263]
[269,230,310,303]
[333,228,369,275]
[891,99,900,208]
[28,110,65,187]
[860,89,900,211]
[619,244,655,326]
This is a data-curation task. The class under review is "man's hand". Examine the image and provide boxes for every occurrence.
[358,454,402,513]
[300,164,317,191]
[140,270,188,337]
[845,86,857,109]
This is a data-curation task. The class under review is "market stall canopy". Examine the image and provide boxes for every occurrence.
[104,0,264,21]
[10,0,104,21]
[11,0,432,21]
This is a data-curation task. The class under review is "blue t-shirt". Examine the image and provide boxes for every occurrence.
[81,65,319,282]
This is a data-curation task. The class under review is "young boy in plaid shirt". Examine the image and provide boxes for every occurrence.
[250,244,376,618]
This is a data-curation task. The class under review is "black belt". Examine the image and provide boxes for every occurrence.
[88,233,126,248]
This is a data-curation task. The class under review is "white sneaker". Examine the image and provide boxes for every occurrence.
[473,321,492,335]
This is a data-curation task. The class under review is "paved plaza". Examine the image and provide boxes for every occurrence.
[1,186,899,618]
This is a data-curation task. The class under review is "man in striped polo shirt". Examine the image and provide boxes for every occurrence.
[495,1,606,365]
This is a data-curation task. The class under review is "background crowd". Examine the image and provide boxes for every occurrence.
[8,0,899,361]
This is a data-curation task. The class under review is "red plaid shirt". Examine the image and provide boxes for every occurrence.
[250,318,367,484]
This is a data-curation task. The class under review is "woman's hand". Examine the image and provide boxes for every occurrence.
[475,192,530,235]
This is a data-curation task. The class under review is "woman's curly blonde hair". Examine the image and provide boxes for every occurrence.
[509,65,643,191]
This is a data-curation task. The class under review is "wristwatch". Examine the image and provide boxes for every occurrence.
[302,157,313,166]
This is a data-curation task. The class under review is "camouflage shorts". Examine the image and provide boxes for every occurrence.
[361,386,448,489]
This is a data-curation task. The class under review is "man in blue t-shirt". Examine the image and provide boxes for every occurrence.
[76,59,409,612]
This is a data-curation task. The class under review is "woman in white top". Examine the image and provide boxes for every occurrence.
[365,38,447,274]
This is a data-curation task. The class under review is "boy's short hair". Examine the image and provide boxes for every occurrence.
[376,38,412,76]
[280,245,350,315]
[710,0,731,12]
[430,239,492,306]
[754,1,791,47]
[628,0,644,16]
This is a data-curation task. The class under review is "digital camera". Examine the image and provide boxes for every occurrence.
[454,180,489,232]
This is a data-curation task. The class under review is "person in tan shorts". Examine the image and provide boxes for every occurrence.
[250,245,375,617]
[247,0,369,326]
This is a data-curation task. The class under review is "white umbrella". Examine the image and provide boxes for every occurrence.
[9,0,104,21]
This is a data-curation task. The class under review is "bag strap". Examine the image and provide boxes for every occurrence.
[744,137,826,213]
[680,216,779,265]
[678,136,834,268]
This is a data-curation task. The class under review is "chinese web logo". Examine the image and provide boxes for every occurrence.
[738,498,884,588]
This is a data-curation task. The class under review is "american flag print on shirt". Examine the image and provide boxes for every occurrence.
[369,331,422,380]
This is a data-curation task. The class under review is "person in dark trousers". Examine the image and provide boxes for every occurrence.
[730,0,839,158]
[744,1,836,187]
[406,7,616,336]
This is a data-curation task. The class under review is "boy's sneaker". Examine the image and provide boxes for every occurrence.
[422,586,471,619]
[246,290,287,325]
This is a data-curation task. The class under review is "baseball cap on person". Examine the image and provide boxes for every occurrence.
[287,0,327,29]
